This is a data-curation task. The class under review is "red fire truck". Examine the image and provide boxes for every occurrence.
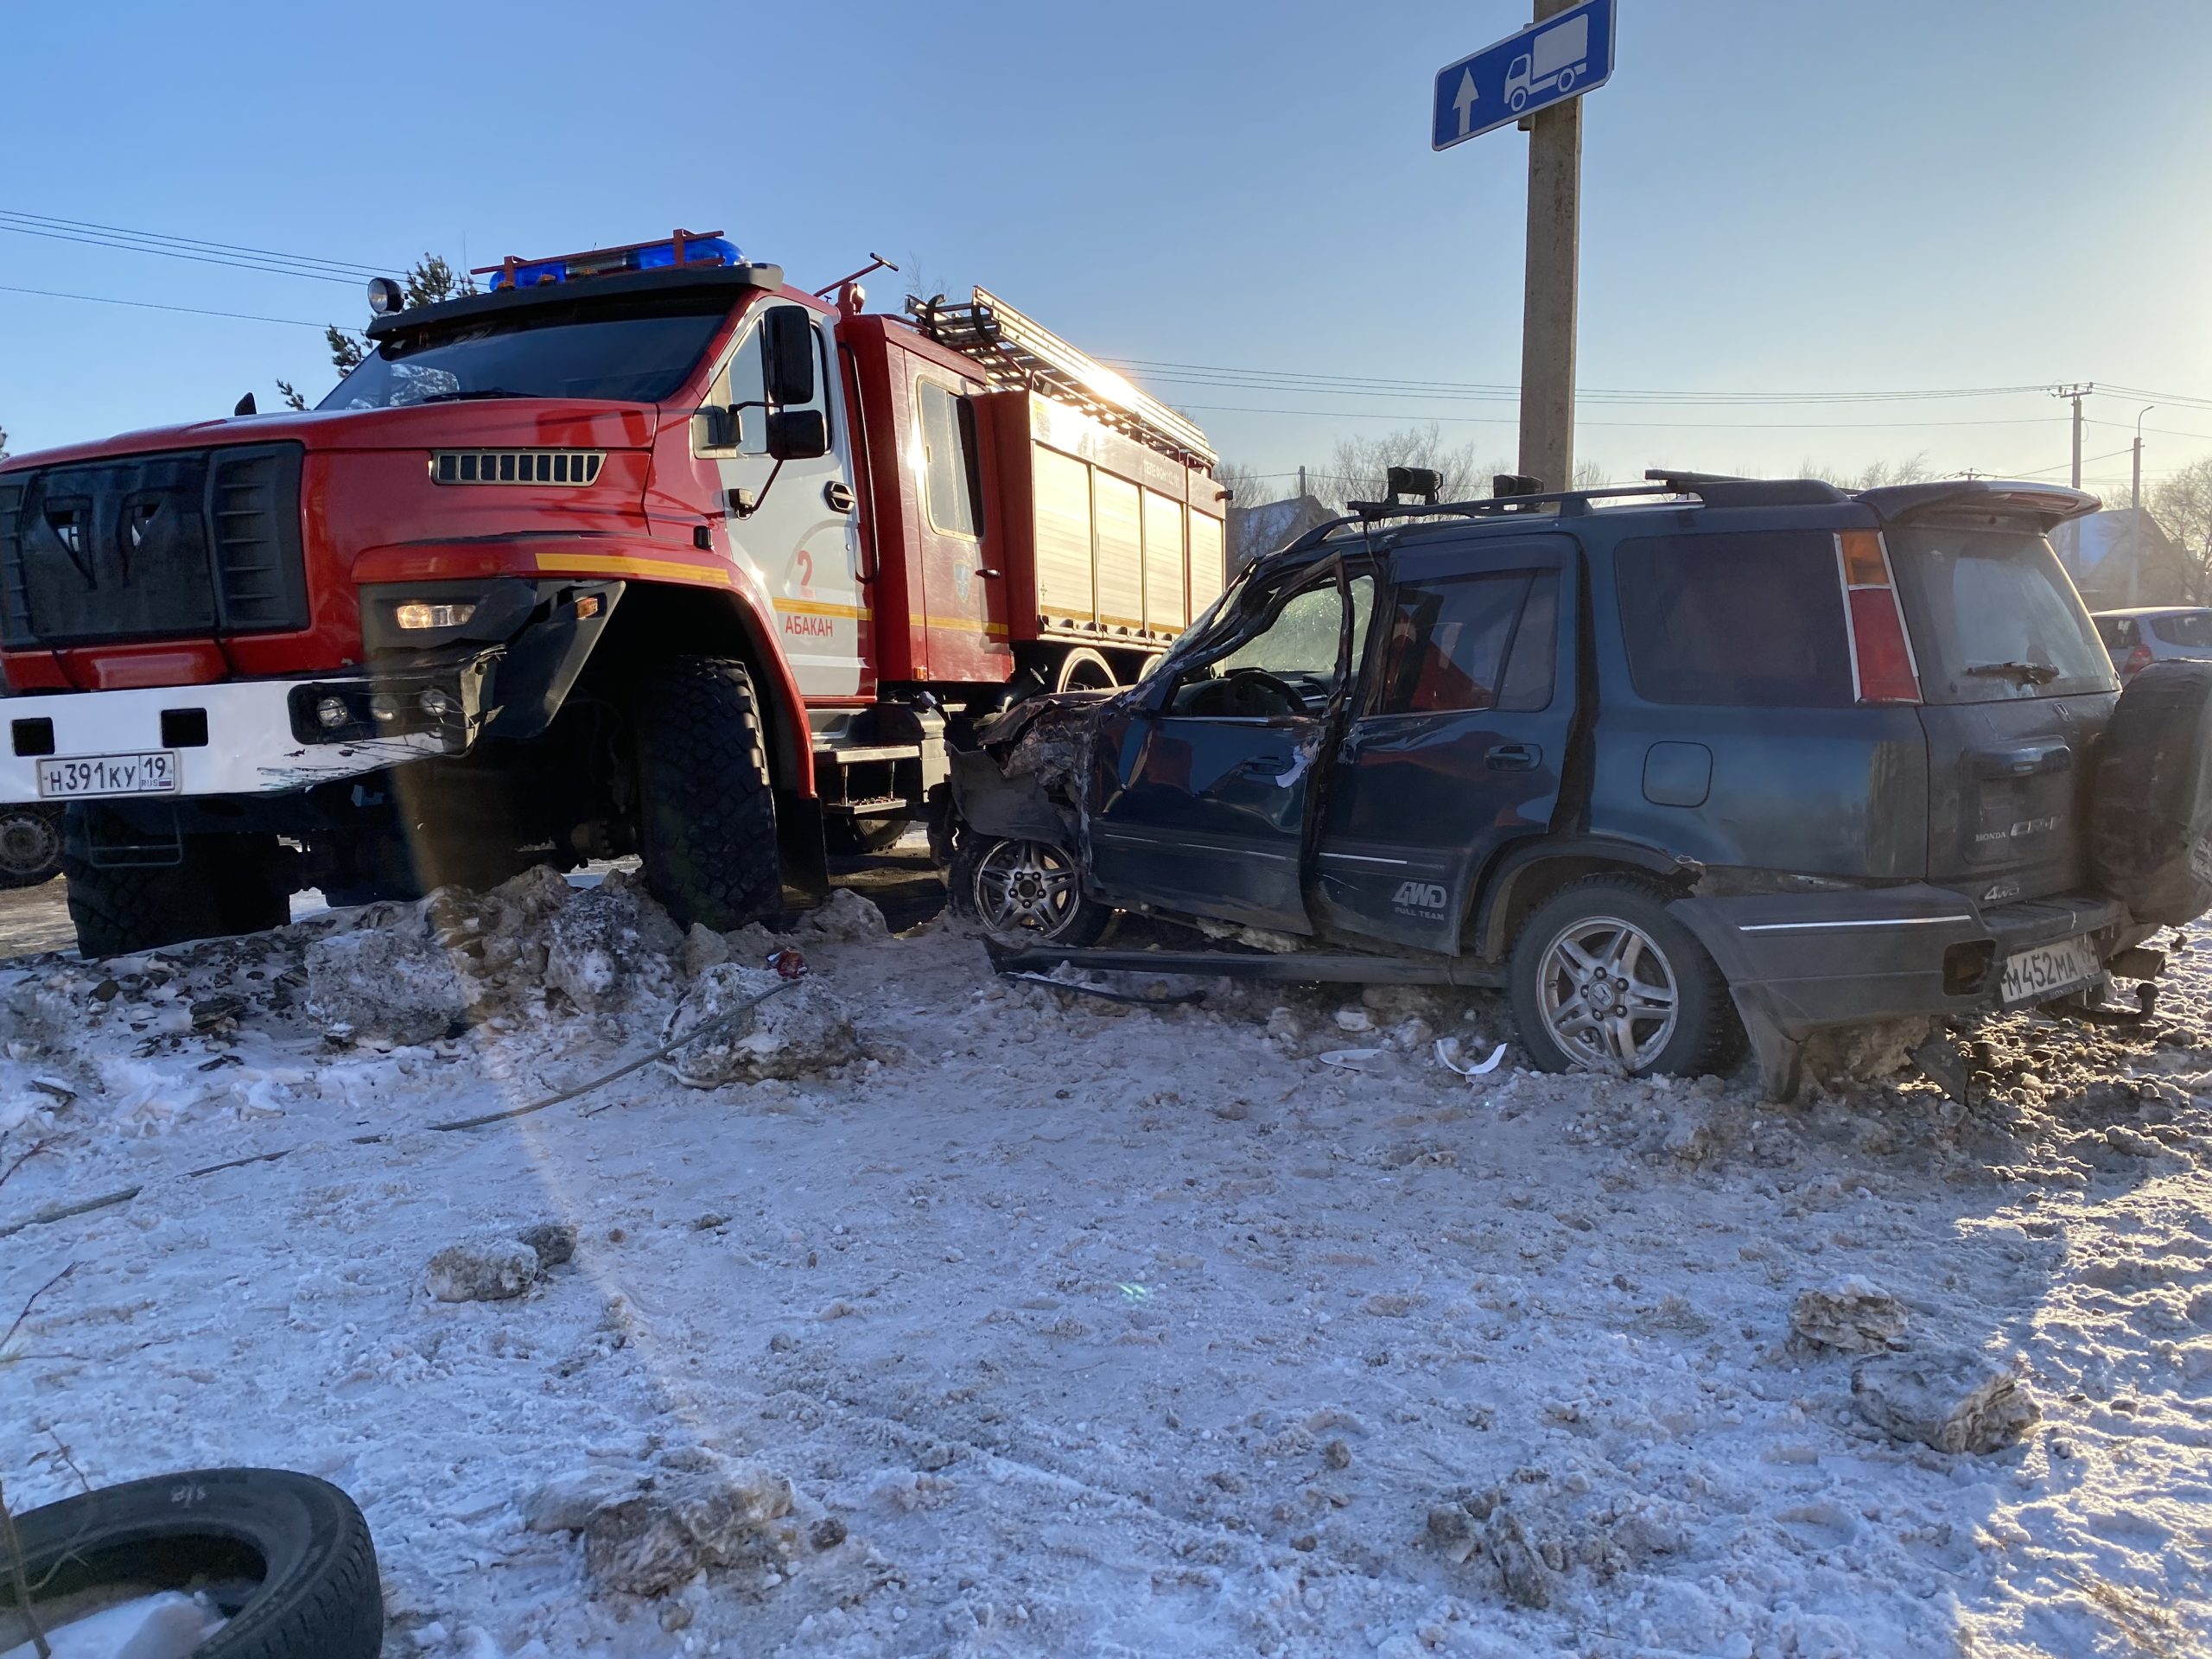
[0,232,1227,953]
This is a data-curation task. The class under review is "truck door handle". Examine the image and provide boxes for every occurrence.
[1485,742,1541,772]
[823,480,855,513]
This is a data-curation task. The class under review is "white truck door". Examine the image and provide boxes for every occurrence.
[707,304,866,702]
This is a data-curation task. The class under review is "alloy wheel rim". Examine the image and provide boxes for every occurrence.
[973,841,1080,936]
[0,810,59,877]
[1536,913,1680,1072]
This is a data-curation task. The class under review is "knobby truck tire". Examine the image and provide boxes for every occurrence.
[633,655,782,930]
[62,811,289,957]
[0,1467,382,1659]
[2089,658,2212,926]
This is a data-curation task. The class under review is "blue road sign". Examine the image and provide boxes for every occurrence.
[1433,0,1616,151]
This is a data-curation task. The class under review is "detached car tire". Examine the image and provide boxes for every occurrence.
[951,834,1112,947]
[633,655,782,930]
[1510,875,1744,1078]
[0,803,63,888]
[2090,658,2212,926]
[0,1467,381,1659]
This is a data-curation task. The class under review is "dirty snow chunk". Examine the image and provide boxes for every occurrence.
[664,964,859,1086]
[0,1587,226,1659]
[302,924,466,1043]
[543,883,683,1013]
[581,1465,795,1596]
[522,1468,645,1535]
[681,923,733,977]
[794,887,888,943]
[1790,1278,1909,1354]
[517,1221,577,1269]
[1484,1510,1554,1610]
[425,1236,542,1303]
[1333,1007,1376,1033]
[1852,1348,2039,1453]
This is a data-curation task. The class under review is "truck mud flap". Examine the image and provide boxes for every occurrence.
[777,789,830,906]
[985,939,1505,988]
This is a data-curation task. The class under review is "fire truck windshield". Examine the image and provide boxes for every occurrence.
[320,297,729,410]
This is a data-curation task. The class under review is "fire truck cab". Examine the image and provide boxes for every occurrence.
[0,231,1226,954]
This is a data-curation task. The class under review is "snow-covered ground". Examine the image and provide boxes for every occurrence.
[3,872,2210,1659]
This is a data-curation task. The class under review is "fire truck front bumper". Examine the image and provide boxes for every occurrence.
[0,658,494,805]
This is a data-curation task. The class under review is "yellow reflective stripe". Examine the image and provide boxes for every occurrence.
[916,614,1010,638]
[533,552,734,588]
[774,599,870,620]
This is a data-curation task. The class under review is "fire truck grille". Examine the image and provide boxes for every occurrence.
[0,442,308,649]
[430,449,604,486]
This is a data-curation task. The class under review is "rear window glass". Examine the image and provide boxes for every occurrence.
[1614,532,1853,706]
[2152,611,2212,648]
[1887,526,2114,702]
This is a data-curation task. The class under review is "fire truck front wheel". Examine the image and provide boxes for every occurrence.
[61,811,291,957]
[632,656,781,930]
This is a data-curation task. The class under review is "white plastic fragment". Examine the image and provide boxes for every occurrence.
[1318,1048,1388,1071]
[1435,1037,1508,1076]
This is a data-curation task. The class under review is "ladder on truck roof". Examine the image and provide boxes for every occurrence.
[907,287,1217,473]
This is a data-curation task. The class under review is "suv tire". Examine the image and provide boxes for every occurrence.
[2089,658,2212,925]
[0,1467,381,1658]
[632,656,781,930]
[1509,875,1744,1078]
[63,813,290,957]
[951,833,1112,947]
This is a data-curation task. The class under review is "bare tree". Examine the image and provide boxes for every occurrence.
[0,426,9,462]
[1794,452,1936,490]
[279,253,477,410]
[1214,459,1281,510]
[1314,424,1503,510]
[2145,454,2212,599]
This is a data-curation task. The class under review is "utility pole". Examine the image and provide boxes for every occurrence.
[1297,464,1307,500]
[1517,0,1581,493]
[2132,404,2156,509]
[2052,384,2093,489]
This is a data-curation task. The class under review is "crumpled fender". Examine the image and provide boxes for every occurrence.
[948,747,1076,844]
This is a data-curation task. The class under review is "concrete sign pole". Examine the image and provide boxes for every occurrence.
[1518,0,1582,492]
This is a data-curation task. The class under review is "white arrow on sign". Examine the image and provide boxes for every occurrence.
[1453,67,1480,137]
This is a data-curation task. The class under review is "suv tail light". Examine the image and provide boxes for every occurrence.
[2124,642,2153,677]
[1836,530,1921,704]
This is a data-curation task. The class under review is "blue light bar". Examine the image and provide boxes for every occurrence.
[481,230,743,291]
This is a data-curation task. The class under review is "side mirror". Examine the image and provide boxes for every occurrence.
[694,406,743,450]
[762,308,817,407]
[766,409,830,461]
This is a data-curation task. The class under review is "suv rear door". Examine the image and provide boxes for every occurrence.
[1885,518,2119,904]
[1311,534,1577,954]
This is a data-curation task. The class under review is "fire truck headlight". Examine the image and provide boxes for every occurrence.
[393,601,477,631]
[315,696,350,730]
[366,276,404,315]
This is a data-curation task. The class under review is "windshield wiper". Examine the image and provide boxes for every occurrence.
[1966,660,2062,685]
[416,388,532,404]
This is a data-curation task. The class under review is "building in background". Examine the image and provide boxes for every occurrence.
[2052,507,2195,610]
[1227,493,1335,572]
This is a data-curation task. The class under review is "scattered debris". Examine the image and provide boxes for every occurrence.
[1852,1348,2040,1454]
[424,1236,542,1304]
[1318,1048,1387,1071]
[578,1464,798,1597]
[1789,1279,1909,1354]
[663,964,859,1086]
[1436,1037,1509,1077]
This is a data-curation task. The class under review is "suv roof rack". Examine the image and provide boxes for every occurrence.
[1271,471,1860,561]
[907,287,1216,469]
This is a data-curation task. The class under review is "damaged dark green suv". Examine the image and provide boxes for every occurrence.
[949,473,2212,1097]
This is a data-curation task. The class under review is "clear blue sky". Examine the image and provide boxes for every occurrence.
[3,0,2208,501]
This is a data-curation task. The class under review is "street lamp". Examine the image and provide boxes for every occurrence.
[2133,404,2157,510]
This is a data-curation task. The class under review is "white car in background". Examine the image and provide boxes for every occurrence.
[2093,606,2212,683]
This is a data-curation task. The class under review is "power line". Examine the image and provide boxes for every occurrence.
[1174,403,2070,431]
[0,209,387,280]
[0,281,353,332]
[0,219,365,285]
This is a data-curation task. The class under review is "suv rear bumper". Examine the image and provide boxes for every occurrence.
[0,667,486,804]
[1671,883,2147,1039]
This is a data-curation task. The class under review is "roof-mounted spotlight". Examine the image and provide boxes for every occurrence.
[365,276,405,316]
